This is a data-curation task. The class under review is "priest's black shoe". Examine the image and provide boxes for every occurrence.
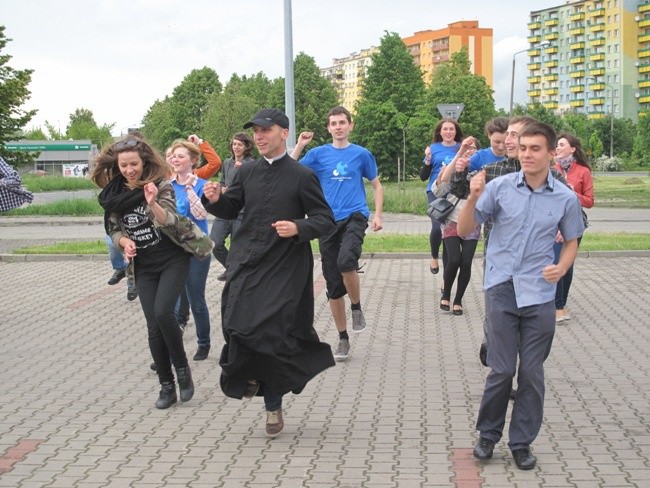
[512,447,536,470]
[155,382,177,409]
[473,437,495,460]
[176,366,194,402]
[107,269,126,285]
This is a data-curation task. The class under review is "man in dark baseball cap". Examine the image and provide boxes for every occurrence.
[243,108,290,129]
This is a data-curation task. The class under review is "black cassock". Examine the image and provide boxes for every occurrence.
[204,154,336,399]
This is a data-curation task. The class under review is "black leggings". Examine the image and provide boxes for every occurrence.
[442,236,478,306]
[136,253,190,384]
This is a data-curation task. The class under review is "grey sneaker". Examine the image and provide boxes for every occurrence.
[351,309,366,333]
[265,408,284,437]
[333,339,350,361]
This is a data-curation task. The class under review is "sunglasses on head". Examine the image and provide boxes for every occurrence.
[113,139,141,151]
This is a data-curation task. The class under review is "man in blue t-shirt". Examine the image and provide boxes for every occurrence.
[291,106,383,361]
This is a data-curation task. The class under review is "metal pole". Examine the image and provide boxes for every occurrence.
[283,0,296,149]
[509,56,516,116]
[609,87,614,158]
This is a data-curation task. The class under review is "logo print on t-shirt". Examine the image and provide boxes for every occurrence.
[332,161,349,177]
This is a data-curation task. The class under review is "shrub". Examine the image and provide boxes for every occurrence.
[593,155,624,172]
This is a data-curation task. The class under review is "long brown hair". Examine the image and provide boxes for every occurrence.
[432,118,463,143]
[557,132,591,170]
[91,137,168,188]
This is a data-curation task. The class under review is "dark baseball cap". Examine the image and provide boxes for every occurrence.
[243,108,290,129]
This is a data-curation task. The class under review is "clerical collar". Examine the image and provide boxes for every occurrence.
[264,151,287,165]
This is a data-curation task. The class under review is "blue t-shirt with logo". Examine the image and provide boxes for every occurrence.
[425,142,460,192]
[300,143,378,221]
[470,148,506,172]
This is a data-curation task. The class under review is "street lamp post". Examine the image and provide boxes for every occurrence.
[509,41,550,116]
[509,48,530,116]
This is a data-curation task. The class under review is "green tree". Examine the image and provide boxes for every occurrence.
[274,52,339,147]
[632,113,650,167]
[562,112,594,144]
[21,126,48,140]
[513,102,566,133]
[354,32,426,180]
[415,47,496,154]
[141,97,181,151]
[588,131,604,161]
[0,25,36,164]
[171,67,222,135]
[65,108,114,147]
[202,72,279,156]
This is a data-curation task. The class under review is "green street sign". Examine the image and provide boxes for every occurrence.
[4,143,92,151]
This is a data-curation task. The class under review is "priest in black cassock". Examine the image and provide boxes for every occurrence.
[202,108,336,438]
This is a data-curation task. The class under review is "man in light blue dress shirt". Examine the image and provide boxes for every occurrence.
[458,121,584,470]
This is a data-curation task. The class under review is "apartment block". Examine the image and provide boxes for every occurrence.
[320,21,493,113]
[402,21,493,86]
[529,0,645,122]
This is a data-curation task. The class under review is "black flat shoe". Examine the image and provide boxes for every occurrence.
[452,306,463,316]
[512,447,536,470]
[430,265,439,274]
[440,299,450,311]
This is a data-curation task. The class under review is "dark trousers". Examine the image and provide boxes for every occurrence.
[442,236,478,305]
[427,192,447,264]
[136,254,190,384]
[553,237,582,309]
[476,280,555,450]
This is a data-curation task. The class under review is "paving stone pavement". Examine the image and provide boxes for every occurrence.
[1,254,649,487]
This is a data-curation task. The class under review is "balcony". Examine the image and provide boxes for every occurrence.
[528,21,542,30]
[590,68,606,76]
[545,18,559,27]
[570,99,585,107]
[570,85,585,93]
[590,53,605,61]
[544,32,559,41]
[589,83,606,91]
[590,8,606,17]
[640,95,650,103]
[543,74,558,82]
[639,80,650,88]
[590,37,606,47]
[543,100,558,109]
[641,64,650,73]
[590,23,606,33]
[570,12,585,21]
[570,57,585,65]
[570,27,585,36]
[640,19,650,28]
[545,60,559,68]
[545,46,559,54]
[528,75,542,83]
[528,89,542,97]
[528,35,542,43]
[641,3,650,13]
[570,41,586,50]
[528,62,541,70]
[529,49,542,57]
[640,34,650,44]
[589,97,605,105]
[570,70,586,78]
[589,112,606,119]
[543,87,559,96]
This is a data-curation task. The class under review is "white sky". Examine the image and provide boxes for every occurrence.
[3,0,559,136]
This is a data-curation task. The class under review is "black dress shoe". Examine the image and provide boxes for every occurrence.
[108,269,126,285]
[473,437,495,460]
[155,382,177,409]
[512,447,536,470]
[193,345,210,361]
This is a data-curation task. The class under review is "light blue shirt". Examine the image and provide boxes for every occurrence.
[469,148,505,172]
[474,170,584,307]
